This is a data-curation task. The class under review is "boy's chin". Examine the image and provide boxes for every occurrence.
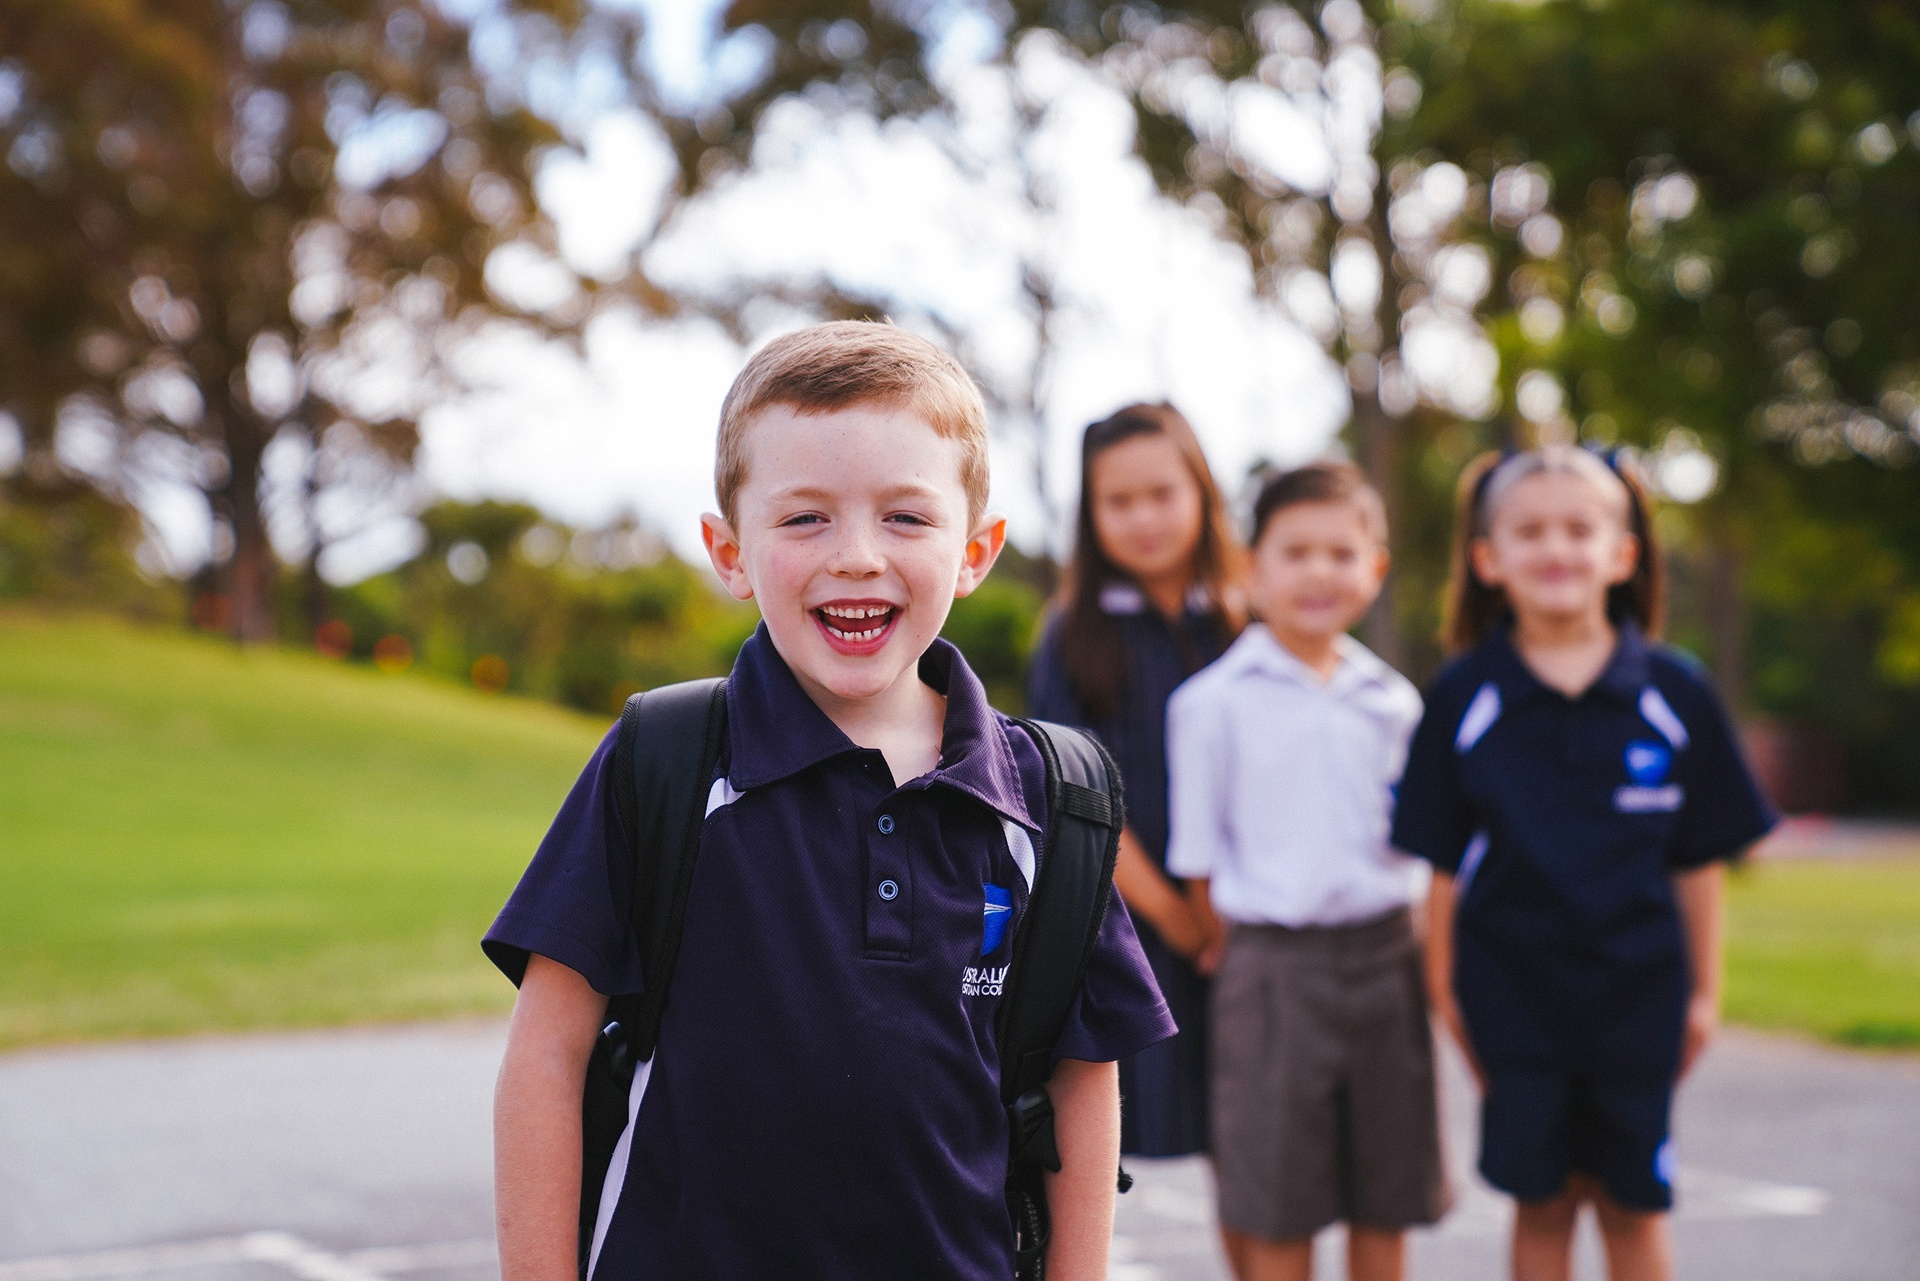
[773,623,920,703]
[1270,609,1363,641]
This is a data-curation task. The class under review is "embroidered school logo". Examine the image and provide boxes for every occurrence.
[981,883,1013,956]
[1615,738,1683,811]
[1624,740,1672,786]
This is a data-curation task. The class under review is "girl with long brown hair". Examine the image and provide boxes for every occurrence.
[1026,402,1246,1157]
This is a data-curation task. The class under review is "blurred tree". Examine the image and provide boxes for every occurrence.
[0,470,177,617]
[0,0,626,640]
[331,498,758,714]
[1391,0,1920,706]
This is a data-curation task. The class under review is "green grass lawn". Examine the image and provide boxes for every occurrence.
[4,611,1918,1053]
[1724,851,1920,1048]
[0,610,604,1049]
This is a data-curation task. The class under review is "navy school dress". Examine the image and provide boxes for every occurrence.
[1391,621,1775,1210]
[1026,583,1229,1157]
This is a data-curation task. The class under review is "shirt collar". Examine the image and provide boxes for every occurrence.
[1098,580,1212,617]
[1225,625,1395,693]
[1486,618,1650,704]
[724,624,1036,829]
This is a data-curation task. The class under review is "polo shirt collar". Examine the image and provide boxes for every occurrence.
[1226,624,1395,695]
[723,624,1037,830]
[1098,580,1212,617]
[1486,618,1651,704]
[1596,618,1653,699]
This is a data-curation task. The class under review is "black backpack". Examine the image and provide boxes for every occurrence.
[577,677,1127,1281]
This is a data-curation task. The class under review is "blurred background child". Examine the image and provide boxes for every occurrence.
[1393,448,1776,1281]
[1026,402,1246,1158]
[1168,463,1446,1281]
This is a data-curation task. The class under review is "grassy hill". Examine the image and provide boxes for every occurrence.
[3,610,1916,1052]
[0,610,604,1048]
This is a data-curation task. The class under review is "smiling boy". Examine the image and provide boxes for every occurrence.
[487,322,1175,1281]
[1167,464,1447,1281]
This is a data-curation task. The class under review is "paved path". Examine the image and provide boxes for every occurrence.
[2,1023,1916,1280]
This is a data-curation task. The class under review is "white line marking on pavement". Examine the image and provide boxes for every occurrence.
[0,1234,496,1281]
[341,1240,498,1274]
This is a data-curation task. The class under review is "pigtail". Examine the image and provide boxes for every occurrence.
[1606,453,1667,640]
[1441,451,1508,654]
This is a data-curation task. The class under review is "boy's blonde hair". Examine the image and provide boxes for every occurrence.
[715,321,991,526]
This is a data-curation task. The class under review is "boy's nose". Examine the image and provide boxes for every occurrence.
[827,526,887,576]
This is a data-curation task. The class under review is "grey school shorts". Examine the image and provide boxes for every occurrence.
[1210,908,1449,1242]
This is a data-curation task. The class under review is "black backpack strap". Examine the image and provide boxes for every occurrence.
[580,677,727,1278]
[609,676,729,1060]
[1001,718,1125,1281]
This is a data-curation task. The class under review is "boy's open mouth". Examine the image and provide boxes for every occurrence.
[814,602,899,651]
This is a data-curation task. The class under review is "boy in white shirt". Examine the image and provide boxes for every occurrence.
[1168,463,1447,1281]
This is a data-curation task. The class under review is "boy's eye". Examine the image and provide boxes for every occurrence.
[779,513,825,527]
[886,512,933,526]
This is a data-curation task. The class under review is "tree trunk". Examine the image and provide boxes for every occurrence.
[1705,539,1747,710]
[1353,384,1406,669]
[1355,180,1407,669]
[222,405,278,645]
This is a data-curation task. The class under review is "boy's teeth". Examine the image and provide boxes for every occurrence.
[819,605,893,643]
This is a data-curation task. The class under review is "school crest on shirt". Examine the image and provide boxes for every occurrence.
[1615,739,1684,812]
[962,884,1014,997]
[980,882,1013,955]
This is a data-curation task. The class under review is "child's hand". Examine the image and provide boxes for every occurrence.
[1432,998,1485,1092]
[1680,993,1719,1079]
[1193,928,1228,976]
[1156,905,1215,966]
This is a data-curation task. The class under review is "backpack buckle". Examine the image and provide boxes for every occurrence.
[1008,1086,1061,1173]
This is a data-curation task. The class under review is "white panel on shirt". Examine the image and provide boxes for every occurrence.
[1166,627,1428,928]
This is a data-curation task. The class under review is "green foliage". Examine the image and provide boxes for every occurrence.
[0,0,612,639]
[0,477,177,619]
[943,571,1048,713]
[327,501,761,716]
[0,610,603,1047]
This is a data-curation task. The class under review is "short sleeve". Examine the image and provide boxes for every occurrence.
[1164,680,1230,880]
[1025,614,1091,728]
[1049,891,1178,1064]
[481,725,648,996]
[1390,685,1477,873]
[1667,675,1778,870]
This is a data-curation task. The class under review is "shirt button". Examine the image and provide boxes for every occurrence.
[877,879,899,901]
[877,814,896,835]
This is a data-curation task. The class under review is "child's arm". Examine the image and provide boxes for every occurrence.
[1113,829,1211,960]
[1043,1057,1121,1281]
[1183,877,1226,974]
[1674,861,1725,1078]
[1422,872,1483,1089]
[495,954,610,1281]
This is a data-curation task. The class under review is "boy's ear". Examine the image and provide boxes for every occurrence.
[702,512,756,602]
[953,514,1008,599]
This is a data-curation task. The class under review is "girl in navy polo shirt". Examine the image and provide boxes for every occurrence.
[1028,403,1245,1158]
[1392,447,1774,1281]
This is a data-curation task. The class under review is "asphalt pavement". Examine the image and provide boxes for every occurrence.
[2,1020,1916,1281]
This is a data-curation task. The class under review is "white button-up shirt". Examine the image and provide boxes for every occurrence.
[1166,626,1428,927]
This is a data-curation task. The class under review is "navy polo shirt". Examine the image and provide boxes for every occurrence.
[485,626,1175,1281]
[1391,623,1775,1081]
